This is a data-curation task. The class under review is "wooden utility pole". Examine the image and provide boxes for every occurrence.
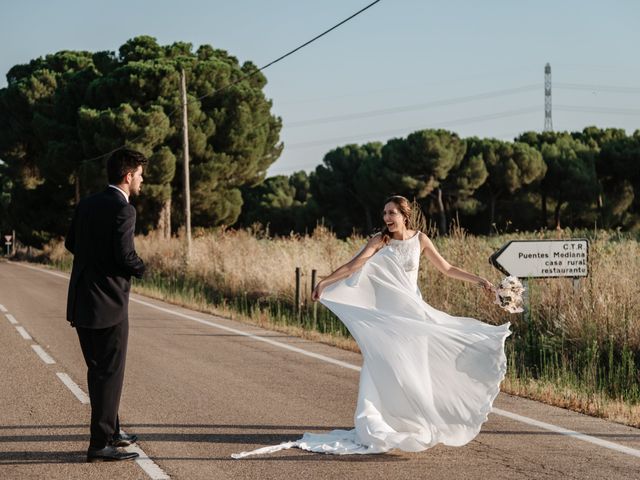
[180,68,192,259]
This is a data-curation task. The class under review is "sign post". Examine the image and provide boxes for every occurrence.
[4,235,12,256]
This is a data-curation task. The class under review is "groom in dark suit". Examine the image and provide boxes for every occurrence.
[65,148,147,462]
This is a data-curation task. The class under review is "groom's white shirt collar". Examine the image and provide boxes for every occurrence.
[108,184,129,203]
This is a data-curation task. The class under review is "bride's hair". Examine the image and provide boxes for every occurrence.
[379,195,427,244]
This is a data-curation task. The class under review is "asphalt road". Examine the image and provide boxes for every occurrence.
[0,260,638,479]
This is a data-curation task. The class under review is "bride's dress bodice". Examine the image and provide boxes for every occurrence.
[384,232,421,286]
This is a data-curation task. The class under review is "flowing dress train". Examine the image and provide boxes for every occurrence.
[232,232,511,457]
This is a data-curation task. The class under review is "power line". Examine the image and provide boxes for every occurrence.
[284,103,640,151]
[270,128,533,176]
[279,66,540,106]
[287,85,539,127]
[283,81,640,130]
[556,82,640,94]
[79,0,383,164]
[286,106,540,149]
[279,79,639,108]
[555,105,640,115]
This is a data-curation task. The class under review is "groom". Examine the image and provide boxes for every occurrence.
[65,148,146,462]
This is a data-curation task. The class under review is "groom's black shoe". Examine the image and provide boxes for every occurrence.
[111,432,138,447]
[87,445,139,463]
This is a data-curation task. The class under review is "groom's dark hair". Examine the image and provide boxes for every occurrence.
[107,148,148,184]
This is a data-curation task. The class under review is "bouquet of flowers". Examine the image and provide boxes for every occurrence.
[493,276,525,313]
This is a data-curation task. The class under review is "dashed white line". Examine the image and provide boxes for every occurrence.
[12,260,640,461]
[15,325,32,340]
[5,313,18,324]
[56,372,90,404]
[54,375,170,479]
[3,262,170,479]
[0,303,7,312]
[31,344,56,364]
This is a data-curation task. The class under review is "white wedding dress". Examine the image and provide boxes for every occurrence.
[233,232,511,458]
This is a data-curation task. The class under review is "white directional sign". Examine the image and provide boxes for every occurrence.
[490,239,589,278]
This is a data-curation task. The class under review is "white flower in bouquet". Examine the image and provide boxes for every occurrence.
[493,275,525,313]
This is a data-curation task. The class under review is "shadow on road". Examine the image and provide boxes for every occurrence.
[0,450,85,464]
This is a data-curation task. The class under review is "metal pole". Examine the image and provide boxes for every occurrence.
[522,278,530,321]
[180,68,192,261]
[572,277,580,293]
[521,278,535,363]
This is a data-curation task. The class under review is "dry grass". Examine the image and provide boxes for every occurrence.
[502,375,640,427]
[131,226,639,349]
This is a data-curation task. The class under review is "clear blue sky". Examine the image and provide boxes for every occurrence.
[2,0,639,176]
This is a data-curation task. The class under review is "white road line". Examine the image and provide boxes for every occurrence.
[15,325,32,340]
[12,262,357,372]
[12,261,640,460]
[11,262,69,279]
[494,408,640,459]
[5,313,18,324]
[121,431,171,480]
[56,372,90,404]
[31,344,56,364]
[0,303,7,312]
[131,298,361,372]
[130,300,640,460]
[6,264,169,480]
[55,373,168,480]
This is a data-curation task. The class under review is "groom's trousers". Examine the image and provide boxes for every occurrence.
[76,318,129,449]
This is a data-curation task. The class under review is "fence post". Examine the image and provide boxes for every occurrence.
[311,269,318,329]
[295,267,301,320]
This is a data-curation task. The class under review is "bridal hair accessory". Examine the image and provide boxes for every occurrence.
[493,276,525,313]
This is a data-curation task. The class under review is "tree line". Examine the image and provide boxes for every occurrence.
[0,36,281,245]
[238,127,640,237]
[1,37,638,244]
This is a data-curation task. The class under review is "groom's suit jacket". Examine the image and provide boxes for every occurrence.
[65,187,145,329]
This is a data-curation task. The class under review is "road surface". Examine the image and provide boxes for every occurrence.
[0,260,638,479]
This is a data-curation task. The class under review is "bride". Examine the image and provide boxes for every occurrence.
[233,195,511,458]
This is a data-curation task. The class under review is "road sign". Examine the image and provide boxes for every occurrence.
[4,235,11,243]
[490,239,589,278]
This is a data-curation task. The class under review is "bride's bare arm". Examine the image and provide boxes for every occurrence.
[418,232,493,292]
[312,234,384,301]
